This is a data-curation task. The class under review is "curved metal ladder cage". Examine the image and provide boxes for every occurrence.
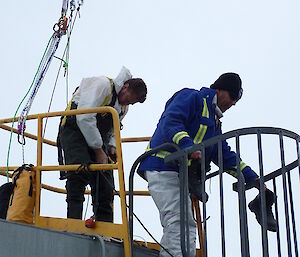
[130,127,300,257]
[0,107,133,257]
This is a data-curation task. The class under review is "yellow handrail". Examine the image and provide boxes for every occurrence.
[0,107,133,257]
[0,122,150,146]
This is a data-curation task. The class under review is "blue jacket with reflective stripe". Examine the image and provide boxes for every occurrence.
[138,87,258,183]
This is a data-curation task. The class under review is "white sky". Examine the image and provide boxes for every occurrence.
[0,1,299,256]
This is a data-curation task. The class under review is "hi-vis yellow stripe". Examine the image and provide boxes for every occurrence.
[60,99,73,127]
[193,98,209,144]
[146,143,171,158]
[232,161,247,171]
[61,78,115,125]
[227,161,247,178]
[202,98,209,118]
[155,150,171,158]
[193,124,207,144]
[240,161,247,171]
[101,80,115,106]
[172,131,189,145]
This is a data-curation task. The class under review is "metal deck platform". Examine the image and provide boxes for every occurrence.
[0,219,159,257]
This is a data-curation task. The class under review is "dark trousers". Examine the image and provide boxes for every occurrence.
[66,170,114,222]
[59,115,114,222]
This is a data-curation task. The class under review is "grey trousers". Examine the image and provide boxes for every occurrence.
[146,171,196,257]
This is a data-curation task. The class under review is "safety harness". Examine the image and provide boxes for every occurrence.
[57,78,122,179]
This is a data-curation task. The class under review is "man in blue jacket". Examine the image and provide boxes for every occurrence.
[138,73,276,257]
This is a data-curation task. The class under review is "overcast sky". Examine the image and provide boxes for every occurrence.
[0,1,299,256]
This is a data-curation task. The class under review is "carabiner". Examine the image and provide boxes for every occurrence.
[18,134,26,145]
[70,0,76,12]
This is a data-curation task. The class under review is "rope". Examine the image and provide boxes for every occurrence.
[43,6,81,139]
[84,185,90,220]
[16,0,79,162]
[17,33,62,163]
[6,34,55,181]
[14,1,83,165]
[61,0,69,17]
[7,0,83,180]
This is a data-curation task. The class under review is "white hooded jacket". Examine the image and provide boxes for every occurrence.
[72,66,132,149]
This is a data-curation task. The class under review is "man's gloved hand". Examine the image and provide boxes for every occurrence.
[188,160,208,203]
[248,188,277,232]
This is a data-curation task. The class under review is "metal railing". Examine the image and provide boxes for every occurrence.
[2,110,299,257]
[130,126,300,257]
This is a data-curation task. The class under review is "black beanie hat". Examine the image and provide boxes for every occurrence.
[210,72,243,101]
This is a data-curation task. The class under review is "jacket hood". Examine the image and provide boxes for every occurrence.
[113,66,132,94]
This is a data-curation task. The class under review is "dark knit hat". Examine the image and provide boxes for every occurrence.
[210,73,243,101]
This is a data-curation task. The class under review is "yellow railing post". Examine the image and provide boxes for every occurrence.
[35,115,43,223]
[111,108,132,257]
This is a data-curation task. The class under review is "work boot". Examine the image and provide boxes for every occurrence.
[248,189,277,232]
[188,160,208,203]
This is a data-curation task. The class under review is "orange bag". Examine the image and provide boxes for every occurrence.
[6,164,35,224]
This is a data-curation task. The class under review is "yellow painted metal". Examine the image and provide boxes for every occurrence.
[111,107,132,257]
[193,199,204,257]
[37,216,128,239]
[121,136,151,143]
[125,190,150,196]
[196,249,204,257]
[0,124,150,146]
[41,182,150,197]
[35,116,43,223]
[42,183,71,194]
[134,241,203,256]
[26,107,133,257]
[0,124,56,146]
[0,167,15,172]
[0,114,41,124]
[37,163,118,171]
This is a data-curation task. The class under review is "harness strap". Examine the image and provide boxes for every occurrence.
[102,78,117,107]
[60,78,116,127]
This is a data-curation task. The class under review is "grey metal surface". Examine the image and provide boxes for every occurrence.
[0,219,159,257]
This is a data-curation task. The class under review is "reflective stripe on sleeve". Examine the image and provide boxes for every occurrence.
[202,98,209,118]
[227,161,247,178]
[172,131,190,145]
[193,98,209,143]
[240,161,247,171]
[193,124,207,144]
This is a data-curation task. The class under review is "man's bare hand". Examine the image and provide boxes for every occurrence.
[190,150,201,160]
[94,148,108,164]
[108,145,117,162]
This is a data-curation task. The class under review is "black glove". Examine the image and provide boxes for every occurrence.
[188,160,208,203]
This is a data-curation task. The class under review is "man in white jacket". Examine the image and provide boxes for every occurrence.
[59,66,147,223]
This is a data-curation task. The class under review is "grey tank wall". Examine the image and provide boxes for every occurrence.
[0,219,158,257]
